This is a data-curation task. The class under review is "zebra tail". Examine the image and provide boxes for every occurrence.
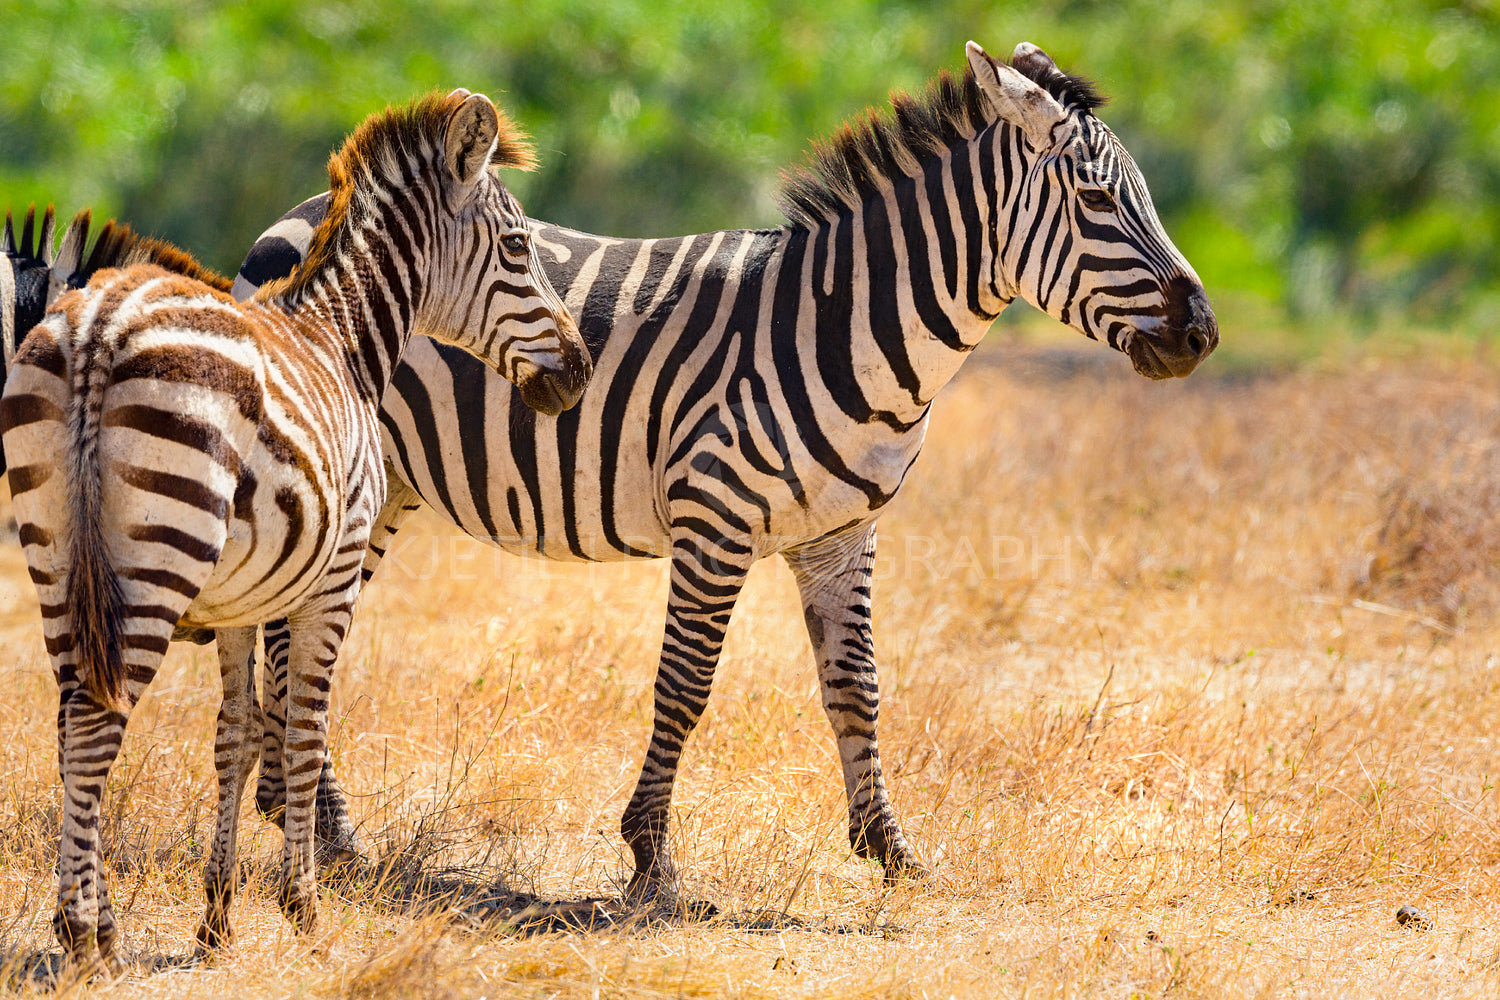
[64,330,128,711]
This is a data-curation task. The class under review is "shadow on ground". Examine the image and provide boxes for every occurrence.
[316,856,907,938]
[1,853,907,989]
[1,949,205,993]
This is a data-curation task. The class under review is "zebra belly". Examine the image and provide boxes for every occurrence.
[186,443,372,625]
[183,513,350,626]
[380,336,672,563]
[379,381,924,566]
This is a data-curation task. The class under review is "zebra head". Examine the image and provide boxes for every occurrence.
[424,90,593,415]
[967,42,1218,379]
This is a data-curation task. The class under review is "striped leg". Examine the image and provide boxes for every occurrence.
[53,680,131,979]
[50,628,178,976]
[196,626,260,954]
[257,625,362,862]
[259,617,364,867]
[784,525,926,881]
[27,526,186,976]
[255,619,292,828]
[256,475,419,859]
[275,609,356,934]
[621,522,752,904]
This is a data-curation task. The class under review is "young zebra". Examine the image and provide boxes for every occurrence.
[237,42,1218,905]
[1,90,590,974]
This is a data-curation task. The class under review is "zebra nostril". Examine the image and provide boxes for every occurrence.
[1186,329,1208,357]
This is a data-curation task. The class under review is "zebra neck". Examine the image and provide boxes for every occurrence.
[293,237,424,403]
[792,141,1007,428]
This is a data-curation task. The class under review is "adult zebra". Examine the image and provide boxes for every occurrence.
[238,42,1218,904]
[2,90,589,974]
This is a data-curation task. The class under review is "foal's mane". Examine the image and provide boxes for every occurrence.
[265,90,536,303]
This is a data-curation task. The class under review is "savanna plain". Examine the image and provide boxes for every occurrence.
[3,337,1500,999]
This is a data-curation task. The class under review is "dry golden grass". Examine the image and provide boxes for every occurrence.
[5,344,1500,997]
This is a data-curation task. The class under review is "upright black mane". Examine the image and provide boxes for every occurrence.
[777,51,1109,229]
[1,204,233,481]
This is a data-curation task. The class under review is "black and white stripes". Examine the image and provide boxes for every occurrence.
[238,41,1218,903]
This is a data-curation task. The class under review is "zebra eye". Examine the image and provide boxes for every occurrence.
[502,233,529,254]
[1079,188,1115,212]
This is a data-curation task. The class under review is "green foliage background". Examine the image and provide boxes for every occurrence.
[3,0,1499,343]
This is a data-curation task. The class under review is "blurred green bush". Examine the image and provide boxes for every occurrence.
[3,0,1497,337]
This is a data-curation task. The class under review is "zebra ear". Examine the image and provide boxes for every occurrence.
[965,40,1067,152]
[1011,42,1066,85]
[37,205,56,266]
[443,92,500,190]
[54,210,92,283]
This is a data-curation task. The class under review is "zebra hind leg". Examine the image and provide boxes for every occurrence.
[255,619,291,829]
[53,682,131,980]
[52,646,169,978]
[195,626,261,955]
[785,526,928,884]
[275,607,358,935]
[259,621,364,869]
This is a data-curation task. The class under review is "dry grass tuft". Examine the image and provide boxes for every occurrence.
[3,345,1500,997]
[1362,441,1500,628]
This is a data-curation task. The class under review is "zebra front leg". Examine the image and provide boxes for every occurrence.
[784,525,926,882]
[276,611,354,935]
[621,524,751,906]
[196,626,261,954]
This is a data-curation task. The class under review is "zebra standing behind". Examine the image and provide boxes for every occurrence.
[1,90,590,975]
[2,204,233,463]
[238,42,1217,905]
[1,206,65,379]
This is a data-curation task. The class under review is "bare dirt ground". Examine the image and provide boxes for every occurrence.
[4,344,1500,998]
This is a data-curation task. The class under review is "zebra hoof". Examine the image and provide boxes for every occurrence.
[59,947,124,984]
[623,869,718,922]
[278,882,319,935]
[193,921,232,957]
[314,824,366,872]
[881,853,932,886]
[55,916,125,982]
[624,867,681,908]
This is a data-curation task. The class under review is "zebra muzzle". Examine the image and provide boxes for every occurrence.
[1127,279,1219,379]
[514,352,591,415]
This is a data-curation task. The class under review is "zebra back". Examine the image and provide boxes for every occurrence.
[1,204,230,475]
